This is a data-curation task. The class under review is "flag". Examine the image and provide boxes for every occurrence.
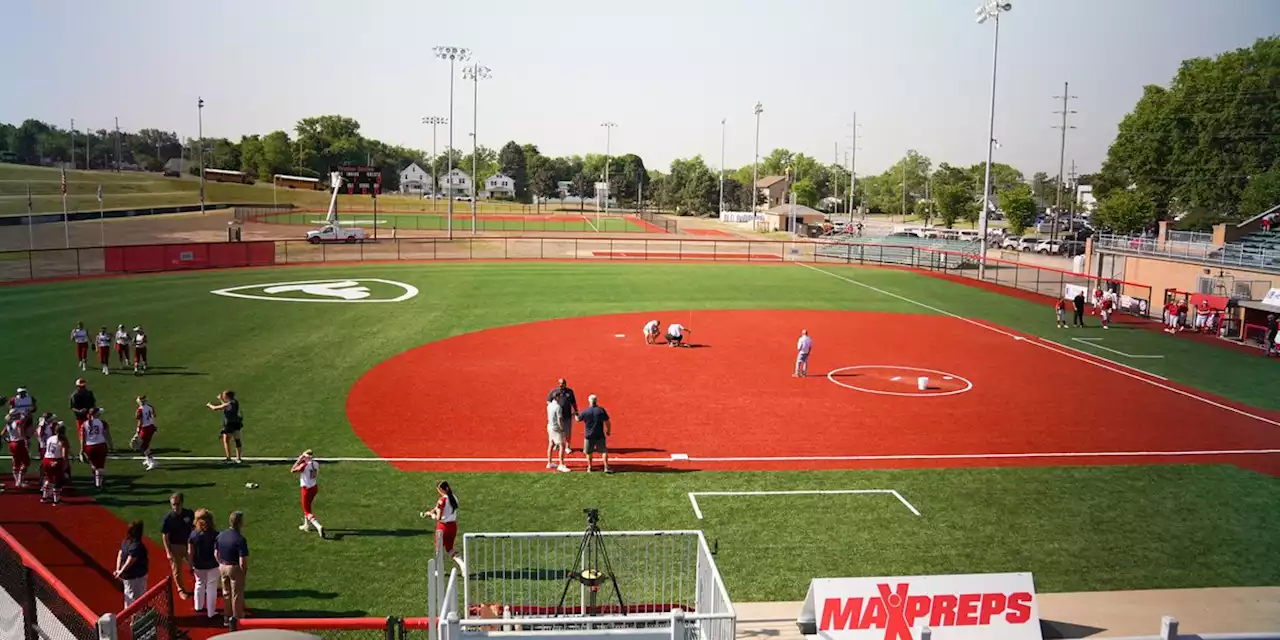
[97,184,103,203]
[60,166,67,196]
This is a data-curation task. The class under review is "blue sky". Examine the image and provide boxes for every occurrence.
[5,0,1277,178]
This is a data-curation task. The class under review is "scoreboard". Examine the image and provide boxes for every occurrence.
[336,165,382,196]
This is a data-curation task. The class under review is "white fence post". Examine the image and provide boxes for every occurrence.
[1161,615,1179,640]
[670,608,685,640]
[427,557,439,640]
[96,613,117,640]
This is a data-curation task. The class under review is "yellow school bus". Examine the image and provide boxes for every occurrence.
[273,174,324,191]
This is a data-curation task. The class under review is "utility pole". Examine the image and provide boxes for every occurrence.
[833,142,840,209]
[752,102,763,230]
[849,112,859,219]
[718,118,725,214]
[1051,81,1077,242]
[70,119,75,170]
[901,152,908,221]
[197,97,205,214]
[114,117,122,172]
[1068,159,1079,236]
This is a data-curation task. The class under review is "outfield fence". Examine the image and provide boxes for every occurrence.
[239,209,676,234]
[0,236,1155,317]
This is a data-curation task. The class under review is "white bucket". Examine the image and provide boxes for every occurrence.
[917,376,929,391]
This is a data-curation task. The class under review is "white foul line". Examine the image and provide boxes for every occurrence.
[1040,338,1170,380]
[1071,337,1165,359]
[797,263,1280,428]
[687,489,921,520]
[116,449,1280,465]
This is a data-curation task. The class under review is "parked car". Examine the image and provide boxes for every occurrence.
[162,169,180,178]
[1035,239,1063,255]
[1016,237,1039,252]
[1000,236,1022,251]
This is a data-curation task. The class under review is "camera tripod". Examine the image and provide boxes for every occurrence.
[556,509,625,616]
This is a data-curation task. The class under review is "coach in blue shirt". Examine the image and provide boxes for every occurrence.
[576,394,612,474]
[214,511,249,622]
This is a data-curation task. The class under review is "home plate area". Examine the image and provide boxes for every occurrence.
[346,309,1279,473]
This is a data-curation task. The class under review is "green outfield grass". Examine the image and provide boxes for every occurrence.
[1,262,1277,617]
[258,210,646,232]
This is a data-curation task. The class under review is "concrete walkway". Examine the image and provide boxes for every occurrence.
[733,587,1280,639]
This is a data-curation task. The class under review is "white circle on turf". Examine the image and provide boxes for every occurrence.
[826,365,974,397]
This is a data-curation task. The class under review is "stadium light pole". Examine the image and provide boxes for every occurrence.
[976,0,1011,279]
[600,122,617,229]
[752,102,763,230]
[433,45,471,240]
[422,116,447,211]
[197,97,205,215]
[719,118,726,214]
[462,63,491,235]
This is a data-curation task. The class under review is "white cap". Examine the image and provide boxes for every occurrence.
[16,387,26,393]
[588,394,598,405]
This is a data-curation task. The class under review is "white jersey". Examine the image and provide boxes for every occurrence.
[95,332,111,349]
[435,495,457,523]
[4,419,25,444]
[11,395,34,415]
[299,459,319,488]
[43,435,65,459]
[137,404,156,428]
[547,401,563,431]
[667,323,684,338]
[114,330,131,346]
[644,320,659,335]
[36,418,55,445]
[71,328,88,344]
[134,332,147,348]
[797,335,813,355]
[83,418,108,446]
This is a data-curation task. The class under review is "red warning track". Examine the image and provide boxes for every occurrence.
[346,310,1280,474]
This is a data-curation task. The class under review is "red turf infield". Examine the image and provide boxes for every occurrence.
[346,310,1280,475]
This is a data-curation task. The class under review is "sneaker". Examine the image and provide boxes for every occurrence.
[556,464,571,473]
[222,458,232,465]
[315,523,324,539]
[546,462,555,469]
[234,458,243,465]
[299,524,311,532]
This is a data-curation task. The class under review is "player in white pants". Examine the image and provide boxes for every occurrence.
[794,330,813,377]
[545,401,570,472]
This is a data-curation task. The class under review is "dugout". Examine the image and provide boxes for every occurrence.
[1236,288,1280,347]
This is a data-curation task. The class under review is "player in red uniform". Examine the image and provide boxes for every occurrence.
[41,422,70,505]
[421,481,465,571]
[1099,296,1115,329]
[79,408,113,490]
[4,410,33,489]
[1163,300,1180,334]
[94,327,112,375]
[71,322,89,372]
[1054,298,1067,329]
[134,396,158,470]
[291,449,324,538]
[132,326,148,375]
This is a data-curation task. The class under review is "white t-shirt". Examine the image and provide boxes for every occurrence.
[83,418,108,446]
[299,459,319,488]
[667,323,684,338]
[11,395,34,415]
[644,320,659,335]
[95,332,111,348]
[44,435,64,459]
[435,495,457,523]
[115,330,131,346]
[797,335,813,355]
[137,404,156,427]
[134,332,147,348]
[4,419,24,443]
[71,328,88,344]
[547,401,563,431]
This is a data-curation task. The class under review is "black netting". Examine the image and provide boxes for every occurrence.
[30,571,98,640]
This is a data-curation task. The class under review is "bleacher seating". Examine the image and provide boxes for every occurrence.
[1208,230,1280,269]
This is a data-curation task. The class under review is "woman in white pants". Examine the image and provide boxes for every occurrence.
[186,509,221,619]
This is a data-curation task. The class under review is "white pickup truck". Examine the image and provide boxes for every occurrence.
[306,225,367,244]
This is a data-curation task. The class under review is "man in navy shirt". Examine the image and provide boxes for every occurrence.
[576,394,612,474]
[214,511,249,622]
[547,379,578,453]
[160,492,195,599]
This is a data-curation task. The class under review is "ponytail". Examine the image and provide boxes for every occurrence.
[439,481,458,511]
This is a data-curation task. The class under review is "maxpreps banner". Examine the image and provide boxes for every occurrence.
[800,572,1042,640]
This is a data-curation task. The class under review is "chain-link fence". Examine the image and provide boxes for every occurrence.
[0,527,103,640]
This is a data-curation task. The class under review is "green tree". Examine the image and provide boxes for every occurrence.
[934,182,973,228]
[498,141,528,201]
[793,178,818,208]
[530,163,559,212]
[261,131,295,177]
[1240,166,1280,218]
[569,172,594,212]
[1095,190,1157,234]
[239,135,264,179]
[998,185,1037,235]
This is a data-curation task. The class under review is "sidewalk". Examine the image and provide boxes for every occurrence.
[734,587,1280,639]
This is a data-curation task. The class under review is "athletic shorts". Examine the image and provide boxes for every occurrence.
[667,334,683,344]
[797,352,810,363]
[221,425,243,437]
[585,438,607,455]
[138,425,157,450]
[85,443,108,469]
[547,426,565,447]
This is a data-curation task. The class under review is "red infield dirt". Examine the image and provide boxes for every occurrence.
[682,229,735,237]
[346,310,1280,475]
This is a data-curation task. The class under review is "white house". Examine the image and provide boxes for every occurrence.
[399,162,433,194]
[483,173,516,200]
[440,168,473,198]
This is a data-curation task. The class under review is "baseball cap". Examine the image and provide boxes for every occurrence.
[75,378,86,386]
[16,387,26,393]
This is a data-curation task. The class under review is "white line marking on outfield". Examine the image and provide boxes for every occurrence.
[584,216,599,233]
[687,490,921,520]
[1071,337,1165,359]
[797,263,1279,427]
[1040,338,1169,380]
[119,449,1280,464]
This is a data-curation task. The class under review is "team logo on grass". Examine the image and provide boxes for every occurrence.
[210,279,419,303]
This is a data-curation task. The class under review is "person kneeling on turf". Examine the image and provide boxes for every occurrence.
[643,319,662,345]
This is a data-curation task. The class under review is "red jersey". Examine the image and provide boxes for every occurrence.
[1055,299,1066,311]
[1101,298,1114,311]
[1165,302,1179,316]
